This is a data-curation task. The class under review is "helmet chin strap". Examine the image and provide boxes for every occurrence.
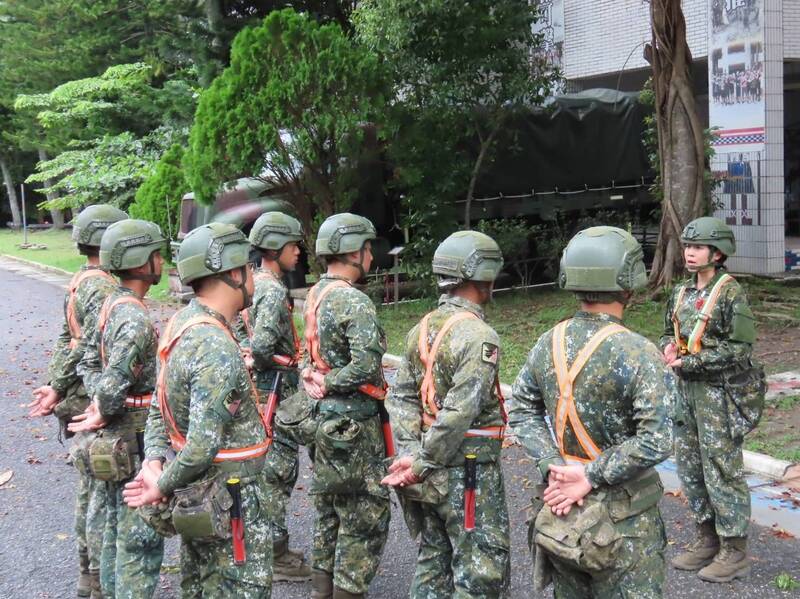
[125,252,161,284]
[220,265,252,309]
[343,247,366,282]
[686,261,716,273]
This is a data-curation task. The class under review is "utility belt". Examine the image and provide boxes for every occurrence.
[315,395,380,420]
[84,408,151,481]
[532,468,663,578]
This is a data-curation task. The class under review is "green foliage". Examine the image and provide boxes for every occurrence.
[129,144,188,239]
[774,572,800,591]
[185,8,387,245]
[476,217,535,285]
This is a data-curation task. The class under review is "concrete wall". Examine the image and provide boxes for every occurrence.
[786,0,800,59]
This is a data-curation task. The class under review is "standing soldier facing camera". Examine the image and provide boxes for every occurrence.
[69,219,166,599]
[383,230,511,599]
[302,213,390,599]
[124,223,273,598]
[29,204,127,598]
[243,211,312,581]
[510,226,675,599]
[662,217,763,583]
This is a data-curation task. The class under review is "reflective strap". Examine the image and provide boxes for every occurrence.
[125,394,152,409]
[552,319,627,463]
[98,295,146,366]
[686,274,734,354]
[66,269,115,348]
[157,314,270,463]
[671,285,688,354]
[418,310,506,438]
[304,280,387,399]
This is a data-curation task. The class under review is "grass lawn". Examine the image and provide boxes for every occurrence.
[0,228,172,300]
[744,394,800,463]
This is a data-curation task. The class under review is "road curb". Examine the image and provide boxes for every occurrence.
[385,352,800,483]
[0,253,73,276]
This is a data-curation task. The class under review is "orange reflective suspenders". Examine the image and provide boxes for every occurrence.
[671,273,734,355]
[551,319,627,464]
[66,269,115,348]
[417,311,507,438]
[157,313,271,462]
[304,280,387,400]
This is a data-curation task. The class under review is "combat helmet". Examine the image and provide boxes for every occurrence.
[100,219,166,283]
[249,211,304,251]
[71,204,128,249]
[681,217,736,257]
[314,213,376,257]
[559,226,646,301]
[432,230,504,288]
[177,222,252,306]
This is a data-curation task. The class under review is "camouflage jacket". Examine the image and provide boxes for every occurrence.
[78,287,156,428]
[388,295,503,478]
[510,311,675,488]
[303,275,386,401]
[659,269,756,378]
[247,269,299,390]
[49,265,116,397]
[145,300,267,496]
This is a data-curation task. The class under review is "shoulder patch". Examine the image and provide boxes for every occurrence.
[481,342,499,365]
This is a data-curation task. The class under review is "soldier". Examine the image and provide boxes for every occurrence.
[661,217,758,582]
[123,222,272,598]
[68,219,167,598]
[29,204,127,598]
[302,213,390,599]
[382,231,510,598]
[244,211,312,581]
[509,226,674,598]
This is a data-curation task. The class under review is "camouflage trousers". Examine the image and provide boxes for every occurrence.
[549,505,666,599]
[100,481,164,598]
[179,478,272,598]
[408,461,510,599]
[74,462,107,570]
[263,428,300,542]
[674,379,750,537]
[312,492,390,594]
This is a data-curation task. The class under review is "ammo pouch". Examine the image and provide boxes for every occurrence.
[139,500,177,538]
[171,476,233,542]
[312,415,366,494]
[533,469,662,574]
[69,432,94,475]
[88,432,135,482]
[276,389,317,447]
[723,361,767,440]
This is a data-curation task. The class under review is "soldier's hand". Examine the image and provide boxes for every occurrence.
[303,370,327,399]
[381,457,420,487]
[544,464,592,515]
[28,385,60,417]
[241,347,254,370]
[67,401,107,433]
[123,460,166,507]
[663,343,678,365]
[668,358,682,368]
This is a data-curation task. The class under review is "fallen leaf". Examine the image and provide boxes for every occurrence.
[0,470,12,486]
[55,533,68,541]
[770,526,795,540]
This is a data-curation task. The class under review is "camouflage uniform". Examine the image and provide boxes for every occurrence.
[242,269,302,544]
[145,299,272,598]
[510,311,675,598]
[305,275,390,595]
[79,287,164,598]
[48,266,115,581]
[660,269,755,538]
[389,294,510,599]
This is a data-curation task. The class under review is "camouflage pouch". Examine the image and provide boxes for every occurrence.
[395,467,449,504]
[527,483,553,592]
[276,389,317,446]
[723,361,767,441]
[533,492,622,574]
[171,476,233,542]
[606,468,663,523]
[139,501,177,538]
[88,433,135,482]
[68,432,94,475]
[311,415,365,494]
[54,382,90,439]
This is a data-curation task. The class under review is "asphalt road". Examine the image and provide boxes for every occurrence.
[0,264,798,598]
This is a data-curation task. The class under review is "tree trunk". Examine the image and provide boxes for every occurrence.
[647,0,706,289]
[0,154,22,228]
[37,148,65,229]
[463,121,501,229]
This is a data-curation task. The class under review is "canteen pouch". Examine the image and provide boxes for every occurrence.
[69,432,94,475]
[139,501,177,538]
[276,389,317,446]
[171,476,233,542]
[311,415,365,494]
[527,483,553,592]
[533,493,622,574]
[88,434,134,482]
[723,361,767,441]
